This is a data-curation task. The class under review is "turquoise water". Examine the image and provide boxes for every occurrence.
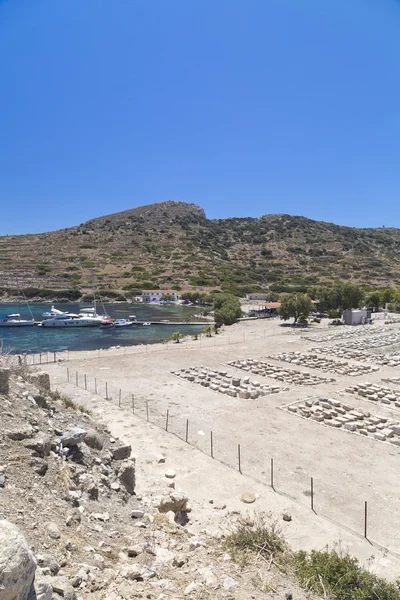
[0,302,205,354]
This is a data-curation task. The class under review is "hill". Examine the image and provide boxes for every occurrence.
[1,200,400,299]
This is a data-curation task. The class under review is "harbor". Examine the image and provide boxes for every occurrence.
[0,302,208,354]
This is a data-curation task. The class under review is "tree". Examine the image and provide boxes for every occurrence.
[171,332,182,343]
[204,325,213,337]
[160,293,175,302]
[278,293,313,323]
[365,292,381,310]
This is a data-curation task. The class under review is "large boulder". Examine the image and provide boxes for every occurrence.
[0,520,36,600]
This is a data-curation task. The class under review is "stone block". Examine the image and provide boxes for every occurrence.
[0,368,10,395]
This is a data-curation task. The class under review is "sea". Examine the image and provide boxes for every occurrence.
[0,302,206,354]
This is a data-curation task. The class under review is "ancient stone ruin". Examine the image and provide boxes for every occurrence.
[171,366,284,398]
[227,358,333,385]
[269,352,379,376]
[282,396,400,445]
[343,382,400,408]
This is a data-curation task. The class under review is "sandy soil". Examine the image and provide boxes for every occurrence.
[41,313,400,579]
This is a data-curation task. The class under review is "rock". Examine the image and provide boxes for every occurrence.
[91,512,110,522]
[36,554,60,576]
[0,368,10,395]
[282,513,292,522]
[0,520,36,600]
[165,470,176,479]
[156,454,166,463]
[50,576,76,600]
[45,522,61,540]
[172,555,186,568]
[83,476,99,500]
[60,428,87,448]
[131,510,144,519]
[240,492,256,504]
[31,574,53,600]
[0,473,5,488]
[65,510,81,527]
[111,444,131,461]
[118,460,136,494]
[27,372,50,391]
[30,458,48,476]
[7,426,35,441]
[23,437,51,458]
[156,492,190,522]
[118,564,142,581]
[83,429,104,451]
[184,582,199,595]
[223,576,238,590]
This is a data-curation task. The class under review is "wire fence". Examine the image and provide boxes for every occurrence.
[22,326,288,366]
[56,364,399,553]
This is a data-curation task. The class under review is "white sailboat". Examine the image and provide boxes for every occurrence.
[0,291,35,327]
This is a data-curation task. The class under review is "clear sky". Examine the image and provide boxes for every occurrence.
[0,0,399,235]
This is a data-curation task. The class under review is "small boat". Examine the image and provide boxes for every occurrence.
[160,319,170,323]
[0,313,35,327]
[100,320,115,329]
[114,319,133,327]
[142,322,151,326]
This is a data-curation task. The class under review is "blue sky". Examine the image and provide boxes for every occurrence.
[0,0,399,235]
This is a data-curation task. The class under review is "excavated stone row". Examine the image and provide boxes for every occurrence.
[269,352,379,376]
[171,366,285,398]
[310,345,400,367]
[227,358,334,385]
[301,326,387,343]
[282,396,400,445]
[343,382,400,408]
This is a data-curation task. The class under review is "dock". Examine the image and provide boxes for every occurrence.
[131,321,212,326]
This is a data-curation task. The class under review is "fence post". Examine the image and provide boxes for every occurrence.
[165,409,169,431]
[84,374,87,391]
[53,352,56,363]
[185,419,189,443]
[364,501,368,539]
[105,382,108,400]
[94,378,97,395]
[67,368,69,383]
[210,431,214,458]
[238,443,241,473]
[75,371,78,387]
[39,353,42,365]
[311,477,314,512]
[270,458,274,489]
[119,389,121,407]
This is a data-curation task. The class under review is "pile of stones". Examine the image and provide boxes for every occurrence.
[171,367,283,398]
[301,327,386,343]
[227,358,334,385]
[343,382,400,408]
[311,345,400,367]
[269,352,379,376]
[345,332,400,351]
[283,396,400,444]
[382,377,400,386]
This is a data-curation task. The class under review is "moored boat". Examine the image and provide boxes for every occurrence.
[0,313,35,327]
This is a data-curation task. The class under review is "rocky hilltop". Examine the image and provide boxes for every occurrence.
[1,200,400,297]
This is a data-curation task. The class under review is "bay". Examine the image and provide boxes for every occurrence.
[0,302,205,354]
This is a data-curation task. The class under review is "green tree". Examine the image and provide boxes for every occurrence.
[278,293,313,323]
[204,325,213,337]
[171,332,183,343]
[365,292,381,310]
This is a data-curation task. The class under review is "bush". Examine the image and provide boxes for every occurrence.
[295,547,400,600]
[225,513,287,564]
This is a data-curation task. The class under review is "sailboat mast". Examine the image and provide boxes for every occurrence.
[92,270,97,315]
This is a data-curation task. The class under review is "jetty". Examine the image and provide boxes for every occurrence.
[131,320,212,326]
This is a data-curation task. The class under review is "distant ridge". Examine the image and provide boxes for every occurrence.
[1,200,400,296]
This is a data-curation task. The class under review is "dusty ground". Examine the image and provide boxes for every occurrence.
[41,314,400,580]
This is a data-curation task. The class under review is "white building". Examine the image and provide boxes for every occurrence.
[342,309,371,325]
[142,290,179,303]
